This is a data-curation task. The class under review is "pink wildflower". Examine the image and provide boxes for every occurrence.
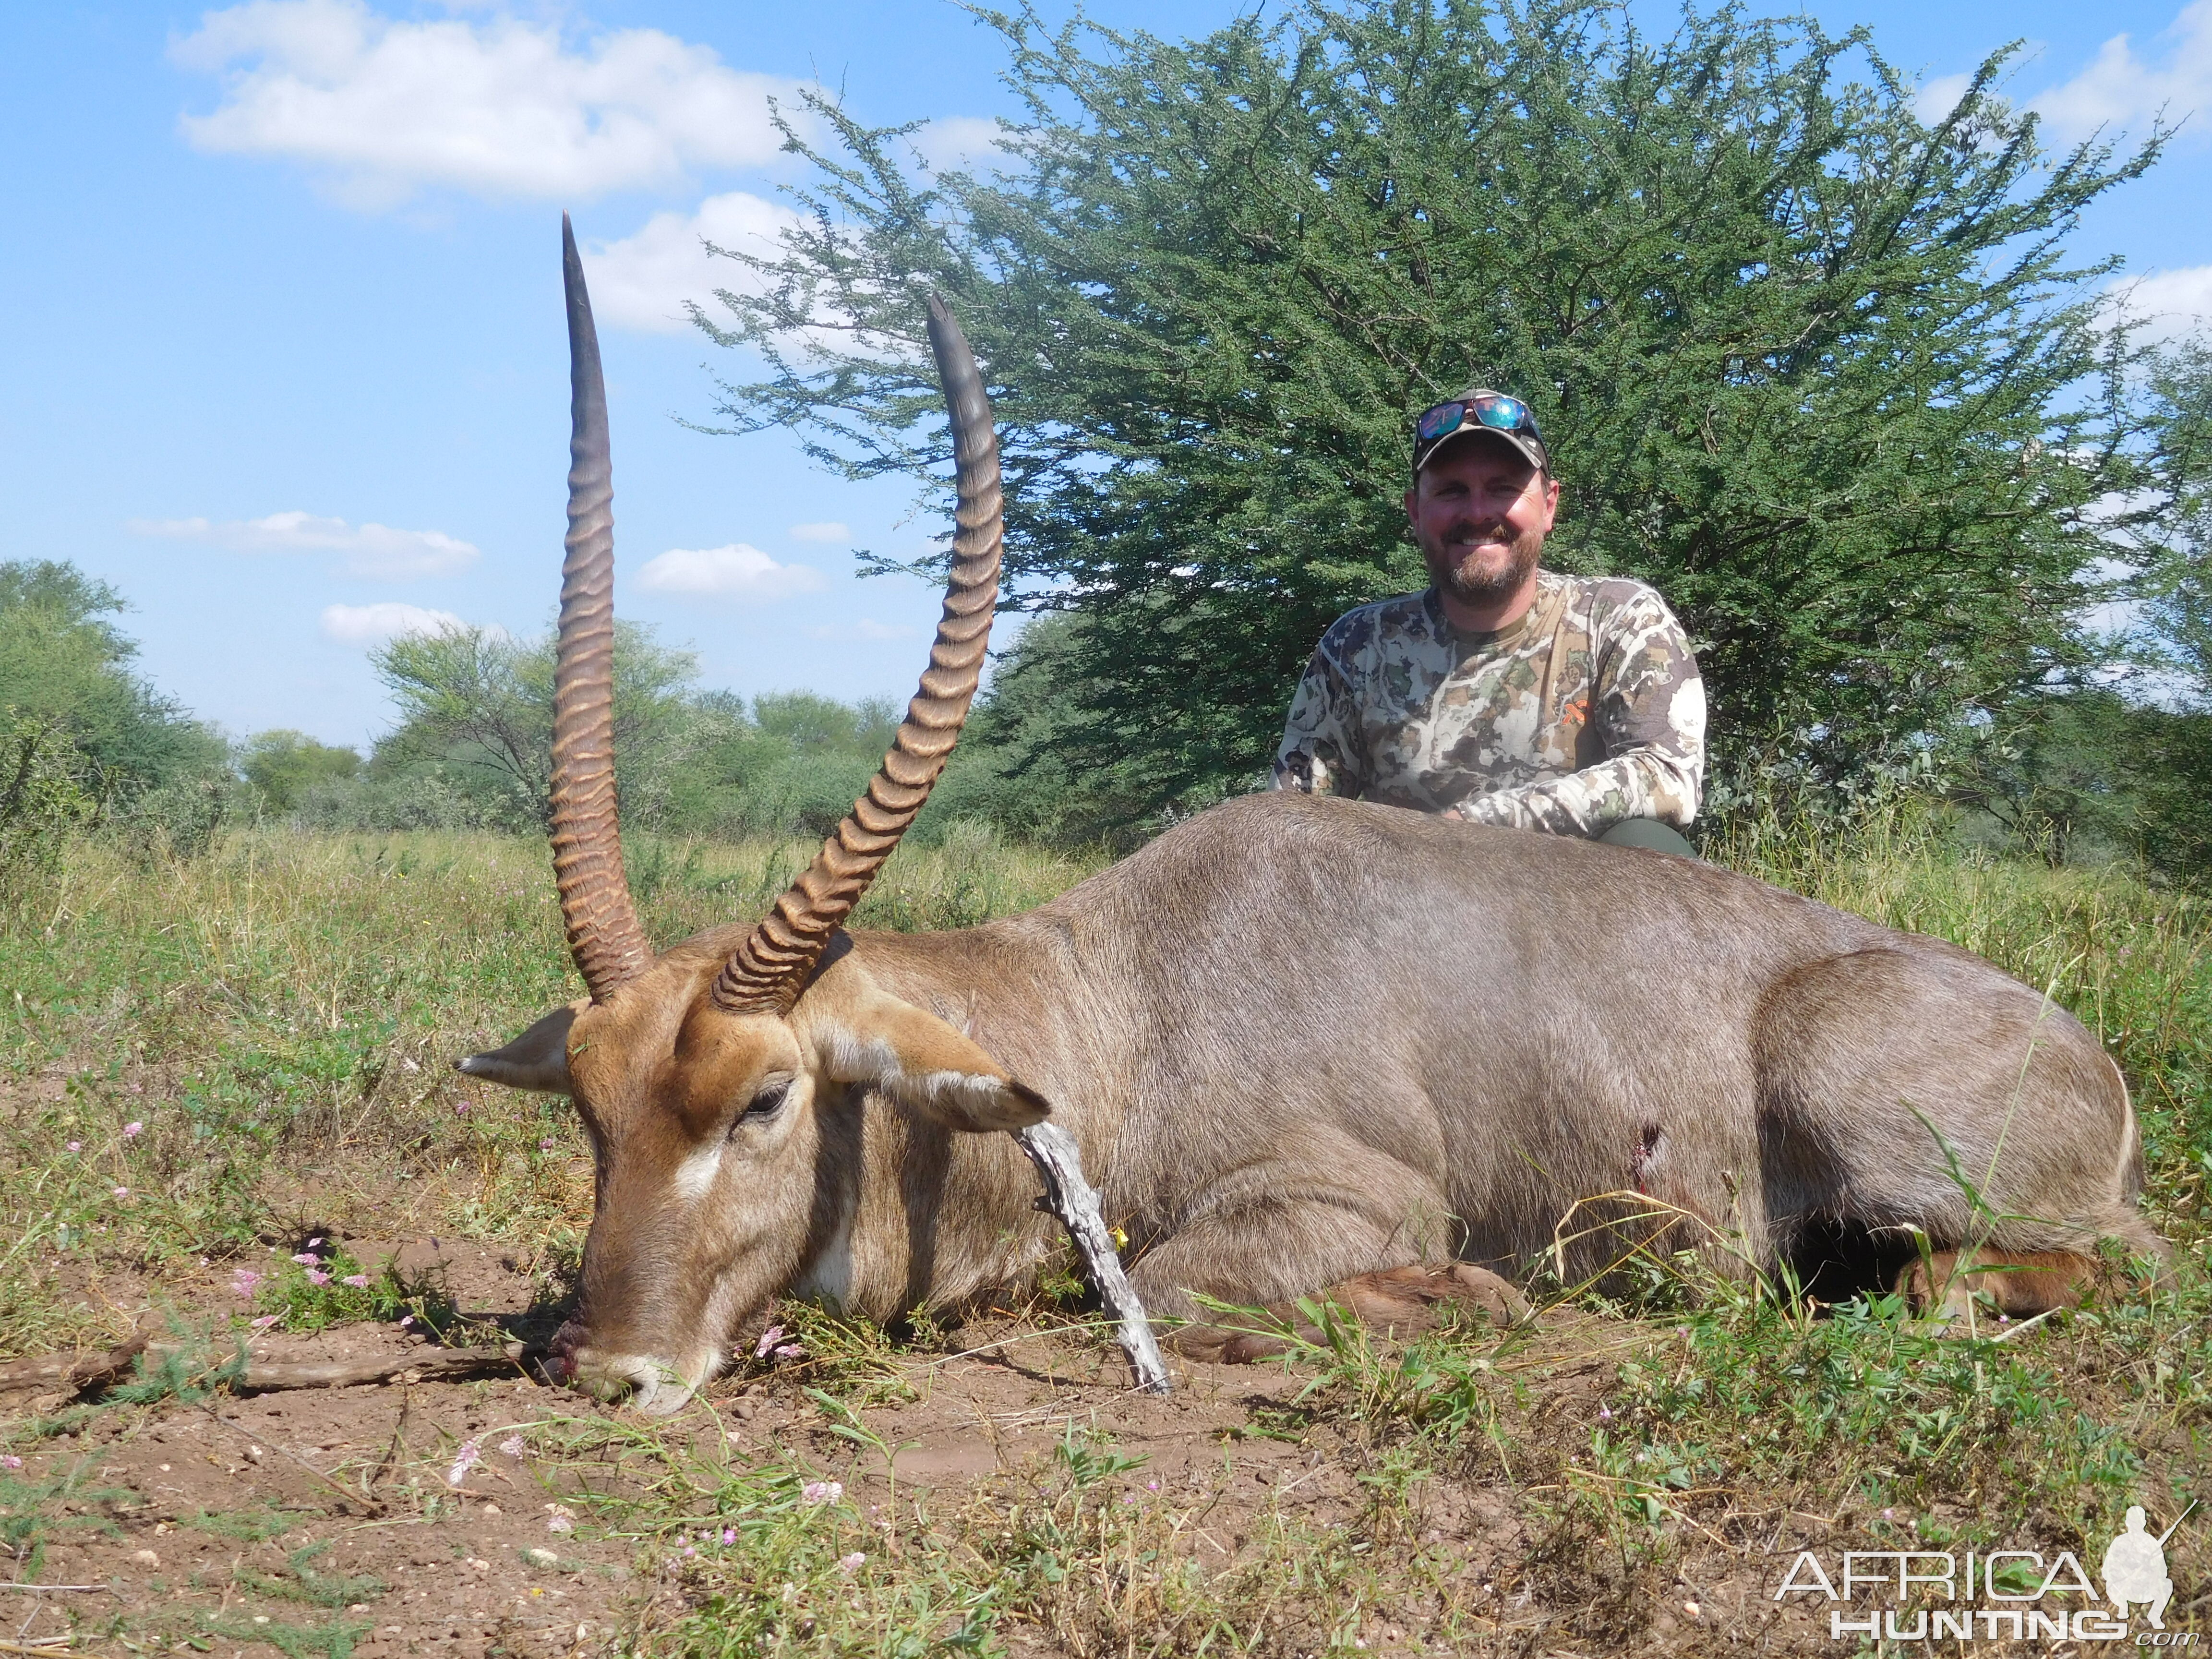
[250,1315,278,1330]
[111,1187,128,1200]
[64,1141,80,1153]
[398,1314,414,1328]
[305,1269,330,1286]
[1597,1405,1613,1422]
[499,1435,526,1458]
[230,1268,261,1297]
[800,1480,842,1506]
[342,1274,371,1288]
[545,1503,576,1535]
[446,1439,482,1486]
[122,1121,143,1139]
[772,1343,804,1361]
[291,1252,320,1266]
[838,1552,865,1575]
[539,1137,556,1151]
[0,1455,21,1470]
[721,1528,737,1546]
[751,1324,786,1361]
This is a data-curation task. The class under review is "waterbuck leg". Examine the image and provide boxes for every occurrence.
[1898,1249,2106,1323]
[1126,1153,1513,1363]
[1015,1122,1170,1395]
[1173,1263,1531,1364]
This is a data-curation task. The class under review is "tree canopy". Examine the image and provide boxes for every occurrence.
[369,622,699,830]
[701,0,2163,828]
[240,730,361,814]
[0,559,225,802]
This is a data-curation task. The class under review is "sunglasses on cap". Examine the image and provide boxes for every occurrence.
[1415,393,1540,445]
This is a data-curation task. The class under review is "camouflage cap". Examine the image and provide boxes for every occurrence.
[1412,388,1550,479]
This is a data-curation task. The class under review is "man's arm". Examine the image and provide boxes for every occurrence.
[1272,643,1370,799]
[1454,589,1705,836]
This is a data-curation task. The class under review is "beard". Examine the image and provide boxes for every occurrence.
[1419,517,1545,607]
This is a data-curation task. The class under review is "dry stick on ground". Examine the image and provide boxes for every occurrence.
[1015,1122,1170,1395]
[0,1586,110,1594]
[0,1337,149,1399]
[193,1401,388,1519]
[365,1383,415,1502]
[0,1640,112,1659]
[0,1338,528,1402]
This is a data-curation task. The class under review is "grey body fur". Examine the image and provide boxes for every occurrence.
[781,791,2152,1320]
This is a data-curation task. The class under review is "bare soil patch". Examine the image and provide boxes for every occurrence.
[0,1235,1866,1658]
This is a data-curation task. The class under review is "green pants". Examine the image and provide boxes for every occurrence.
[1595,817,1699,859]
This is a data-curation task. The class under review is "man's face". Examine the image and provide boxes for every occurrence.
[1403,437,1560,609]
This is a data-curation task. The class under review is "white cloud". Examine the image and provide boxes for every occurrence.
[2033,0,2212,140]
[634,543,825,599]
[173,0,807,206]
[579,190,799,333]
[2105,265,2212,343]
[130,509,479,577]
[788,521,849,543]
[1913,72,1976,126]
[320,601,467,644]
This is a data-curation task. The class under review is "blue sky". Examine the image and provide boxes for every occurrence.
[3,0,2208,748]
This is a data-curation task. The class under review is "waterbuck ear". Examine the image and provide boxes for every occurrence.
[457,1002,586,1094]
[815,989,1049,1133]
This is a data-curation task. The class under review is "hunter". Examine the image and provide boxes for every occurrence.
[1273,388,1705,855]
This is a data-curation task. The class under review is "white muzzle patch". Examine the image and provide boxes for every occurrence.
[568,1349,709,1416]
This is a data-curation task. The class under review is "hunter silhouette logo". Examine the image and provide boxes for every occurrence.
[2104,1504,2189,1629]
[1773,1501,2197,1642]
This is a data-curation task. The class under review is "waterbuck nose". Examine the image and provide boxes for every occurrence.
[545,1321,694,1412]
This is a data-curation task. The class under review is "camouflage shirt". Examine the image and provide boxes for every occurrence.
[1272,573,1705,835]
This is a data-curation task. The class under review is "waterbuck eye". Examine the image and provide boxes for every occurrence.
[738,1079,792,1124]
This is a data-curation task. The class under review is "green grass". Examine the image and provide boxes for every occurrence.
[0,812,2207,1651]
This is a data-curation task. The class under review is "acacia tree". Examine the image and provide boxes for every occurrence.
[701,0,2161,826]
[372,623,699,828]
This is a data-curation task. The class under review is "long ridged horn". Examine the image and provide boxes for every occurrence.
[709,296,1003,1015]
[551,213,653,1001]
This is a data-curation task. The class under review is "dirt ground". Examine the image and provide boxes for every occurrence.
[0,1237,1904,1658]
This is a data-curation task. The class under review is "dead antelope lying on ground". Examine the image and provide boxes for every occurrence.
[462,223,2164,1412]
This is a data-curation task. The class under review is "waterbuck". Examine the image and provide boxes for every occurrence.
[461,223,2162,1413]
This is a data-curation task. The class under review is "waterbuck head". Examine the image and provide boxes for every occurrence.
[457,218,1044,1413]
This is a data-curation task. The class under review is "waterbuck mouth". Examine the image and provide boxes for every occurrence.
[565,1348,708,1416]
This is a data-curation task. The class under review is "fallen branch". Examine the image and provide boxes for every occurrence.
[0,1337,147,1398]
[0,1338,528,1403]
[1015,1121,1170,1395]
[225,1344,528,1393]
[0,1583,110,1592]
